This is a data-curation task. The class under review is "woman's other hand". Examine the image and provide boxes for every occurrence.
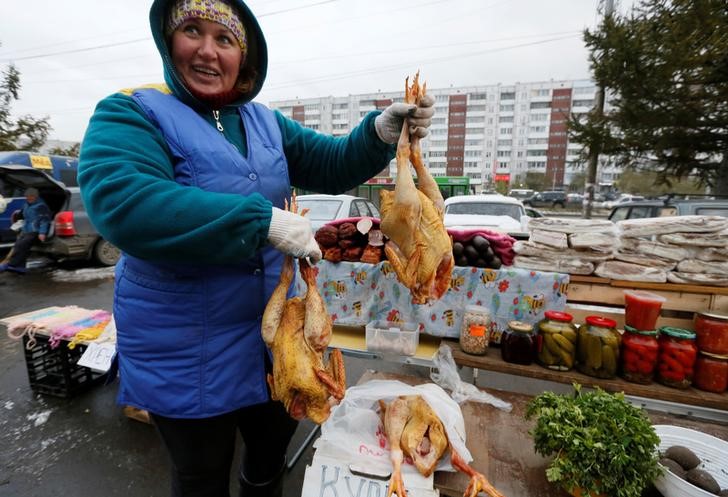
[374,93,435,144]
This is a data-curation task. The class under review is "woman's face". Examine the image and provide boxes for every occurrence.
[170,18,243,96]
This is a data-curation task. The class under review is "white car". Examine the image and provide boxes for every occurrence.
[443,194,530,235]
[295,194,380,231]
[603,194,645,210]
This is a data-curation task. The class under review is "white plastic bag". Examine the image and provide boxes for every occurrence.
[0,194,6,214]
[318,379,472,477]
[430,343,512,412]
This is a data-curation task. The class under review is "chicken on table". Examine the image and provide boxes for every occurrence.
[379,395,505,497]
[380,73,454,304]
[262,197,346,424]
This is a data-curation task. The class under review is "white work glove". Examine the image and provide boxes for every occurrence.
[374,93,436,144]
[267,207,322,263]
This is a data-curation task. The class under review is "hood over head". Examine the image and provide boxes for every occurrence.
[149,0,268,109]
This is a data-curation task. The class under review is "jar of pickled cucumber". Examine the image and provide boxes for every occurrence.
[576,316,621,379]
[536,311,577,371]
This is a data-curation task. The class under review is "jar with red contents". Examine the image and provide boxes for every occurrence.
[656,327,697,389]
[620,326,659,384]
[694,311,728,356]
[693,352,728,393]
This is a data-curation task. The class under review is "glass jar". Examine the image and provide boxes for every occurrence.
[576,316,621,379]
[694,311,728,356]
[501,321,534,365]
[536,311,577,371]
[693,352,728,393]
[656,327,697,389]
[623,290,666,331]
[459,305,490,355]
[620,326,659,384]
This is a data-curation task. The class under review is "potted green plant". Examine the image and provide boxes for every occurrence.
[525,384,662,497]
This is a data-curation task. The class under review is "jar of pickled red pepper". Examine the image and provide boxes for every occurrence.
[693,352,728,393]
[536,311,577,371]
[577,316,621,379]
[501,321,534,365]
[620,326,659,384]
[694,311,728,356]
[656,327,697,389]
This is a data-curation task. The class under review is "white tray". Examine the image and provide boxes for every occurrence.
[653,425,728,497]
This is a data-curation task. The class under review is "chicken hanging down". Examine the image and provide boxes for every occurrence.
[379,395,505,497]
[262,197,346,424]
[379,73,454,304]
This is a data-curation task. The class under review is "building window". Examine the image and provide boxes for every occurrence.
[529,126,548,133]
[531,89,550,97]
[497,139,512,147]
[500,92,516,100]
[498,116,514,123]
[499,104,515,112]
[572,99,595,107]
[531,113,549,122]
[499,128,513,135]
[530,101,551,109]
[469,93,487,100]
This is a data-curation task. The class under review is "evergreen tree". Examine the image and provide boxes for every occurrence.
[48,142,80,157]
[570,0,728,194]
[0,60,51,151]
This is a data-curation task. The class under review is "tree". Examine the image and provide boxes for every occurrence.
[524,171,546,191]
[569,0,728,195]
[0,61,51,151]
[49,142,80,157]
[615,168,703,196]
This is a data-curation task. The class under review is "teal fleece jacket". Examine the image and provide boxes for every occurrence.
[78,0,396,265]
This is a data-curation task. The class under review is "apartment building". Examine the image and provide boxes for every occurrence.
[271,79,620,190]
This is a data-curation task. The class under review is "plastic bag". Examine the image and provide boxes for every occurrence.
[430,343,512,412]
[0,194,6,214]
[318,379,472,477]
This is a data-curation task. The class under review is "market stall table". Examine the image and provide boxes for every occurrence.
[356,370,728,497]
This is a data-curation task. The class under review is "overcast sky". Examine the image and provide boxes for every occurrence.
[1,0,615,142]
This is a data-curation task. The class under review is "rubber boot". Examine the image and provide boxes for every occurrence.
[239,459,286,497]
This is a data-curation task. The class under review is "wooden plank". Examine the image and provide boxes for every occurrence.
[569,274,728,296]
[357,370,728,497]
[711,295,728,314]
[567,280,712,313]
[447,343,728,412]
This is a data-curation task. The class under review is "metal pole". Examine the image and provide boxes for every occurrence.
[583,0,615,219]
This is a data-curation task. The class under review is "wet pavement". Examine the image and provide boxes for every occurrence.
[0,261,427,497]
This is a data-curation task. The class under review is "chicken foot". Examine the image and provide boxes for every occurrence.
[450,446,505,497]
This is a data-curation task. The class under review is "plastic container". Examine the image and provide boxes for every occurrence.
[693,311,728,356]
[365,320,419,356]
[576,316,621,379]
[620,326,659,384]
[623,290,666,331]
[656,327,697,389]
[22,334,108,398]
[693,352,728,393]
[459,305,491,355]
[536,310,577,371]
[501,321,534,365]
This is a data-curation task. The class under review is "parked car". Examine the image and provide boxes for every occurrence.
[508,188,534,201]
[443,194,530,237]
[603,194,645,210]
[608,196,728,221]
[295,194,380,231]
[523,190,567,208]
[566,193,584,207]
[0,165,120,266]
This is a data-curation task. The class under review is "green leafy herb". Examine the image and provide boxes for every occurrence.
[525,384,662,497]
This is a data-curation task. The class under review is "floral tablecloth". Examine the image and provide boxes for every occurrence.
[295,261,570,342]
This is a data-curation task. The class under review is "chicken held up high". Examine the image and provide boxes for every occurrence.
[379,73,454,304]
[261,197,346,424]
[379,395,505,497]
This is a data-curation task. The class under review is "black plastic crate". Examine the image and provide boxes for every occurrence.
[22,334,108,398]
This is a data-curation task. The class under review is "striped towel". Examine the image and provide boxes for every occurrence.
[5,306,112,350]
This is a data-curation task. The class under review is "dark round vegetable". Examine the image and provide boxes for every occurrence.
[456,255,469,267]
[490,256,502,269]
[685,468,720,495]
[659,458,686,479]
[452,242,464,257]
[665,445,700,470]
[484,247,495,261]
[464,245,479,264]
[475,258,488,268]
[471,235,490,253]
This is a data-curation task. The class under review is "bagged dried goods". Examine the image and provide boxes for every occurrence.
[594,260,667,283]
[527,217,616,234]
[619,237,691,262]
[513,255,594,275]
[676,259,728,275]
[613,251,677,270]
[568,231,617,252]
[513,240,611,262]
[617,215,728,237]
[667,272,728,286]
[530,229,568,249]
[659,231,728,247]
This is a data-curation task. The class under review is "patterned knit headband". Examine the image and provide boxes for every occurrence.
[166,0,247,53]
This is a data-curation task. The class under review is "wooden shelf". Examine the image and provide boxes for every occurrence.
[447,342,728,412]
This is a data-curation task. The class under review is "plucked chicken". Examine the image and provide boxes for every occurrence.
[262,197,346,424]
[379,395,505,497]
[379,73,453,304]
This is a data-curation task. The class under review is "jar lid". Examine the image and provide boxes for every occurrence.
[696,311,728,322]
[508,320,533,333]
[465,304,489,314]
[699,351,728,360]
[658,326,696,340]
[544,310,573,322]
[624,325,657,336]
[585,315,617,328]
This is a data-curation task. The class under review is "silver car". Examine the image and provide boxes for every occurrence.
[295,194,380,231]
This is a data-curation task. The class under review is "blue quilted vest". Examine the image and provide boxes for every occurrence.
[115,88,291,418]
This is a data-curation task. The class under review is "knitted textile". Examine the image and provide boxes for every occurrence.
[6,306,112,350]
[166,0,247,52]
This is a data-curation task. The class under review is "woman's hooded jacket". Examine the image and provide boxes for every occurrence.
[79,0,395,417]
